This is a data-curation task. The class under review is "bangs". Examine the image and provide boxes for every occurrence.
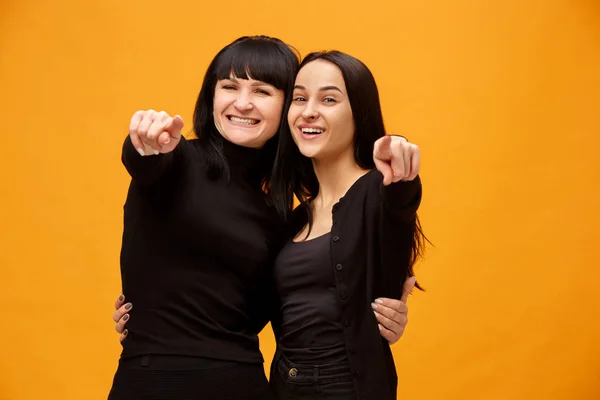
[214,39,297,90]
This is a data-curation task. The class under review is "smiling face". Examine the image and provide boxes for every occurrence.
[287,59,355,161]
[213,75,285,149]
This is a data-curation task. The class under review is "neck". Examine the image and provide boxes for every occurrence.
[221,137,264,185]
[311,146,368,208]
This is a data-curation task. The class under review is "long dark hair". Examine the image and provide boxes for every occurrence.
[192,35,299,188]
[271,50,426,287]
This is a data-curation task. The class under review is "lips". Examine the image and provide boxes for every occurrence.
[298,124,325,135]
[296,124,326,141]
[301,127,324,134]
[227,115,260,126]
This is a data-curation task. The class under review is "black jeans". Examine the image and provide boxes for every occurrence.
[108,354,273,400]
[270,350,356,400]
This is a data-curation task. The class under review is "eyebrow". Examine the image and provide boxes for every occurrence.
[294,84,344,94]
[223,77,275,88]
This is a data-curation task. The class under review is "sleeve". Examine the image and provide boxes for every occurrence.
[121,135,186,186]
[373,172,423,300]
[246,269,277,335]
[380,175,422,222]
[246,220,288,339]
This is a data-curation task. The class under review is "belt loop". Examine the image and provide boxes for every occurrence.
[140,355,150,367]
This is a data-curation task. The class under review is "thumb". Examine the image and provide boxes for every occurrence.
[400,276,416,303]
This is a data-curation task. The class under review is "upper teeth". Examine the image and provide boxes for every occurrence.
[230,116,258,125]
[301,128,323,133]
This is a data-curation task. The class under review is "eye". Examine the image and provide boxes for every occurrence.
[255,89,271,96]
[324,97,337,103]
[221,85,237,90]
[293,96,306,102]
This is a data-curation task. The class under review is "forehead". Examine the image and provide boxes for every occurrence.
[220,74,275,87]
[295,60,346,89]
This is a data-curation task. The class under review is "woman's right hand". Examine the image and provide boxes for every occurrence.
[113,295,132,342]
[130,110,184,156]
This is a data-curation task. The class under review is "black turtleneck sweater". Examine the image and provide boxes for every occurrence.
[118,135,279,363]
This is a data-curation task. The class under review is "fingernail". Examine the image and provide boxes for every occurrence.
[123,314,129,321]
[371,303,377,310]
[374,311,379,318]
[378,324,383,331]
[136,148,145,157]
[125,303,132,310]
[123,329,128,336]
[118,295,124,302]
[164,137,171,144]
[153,149,159,155]
[375,299,384,304]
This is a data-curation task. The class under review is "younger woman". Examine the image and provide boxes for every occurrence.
[269,51,425,400]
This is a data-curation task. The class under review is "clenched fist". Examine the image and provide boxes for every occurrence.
[129,110,184,156]
[373,135,420,185]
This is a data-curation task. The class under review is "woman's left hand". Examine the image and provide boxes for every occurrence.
[372,276,416,344]
[373,135,420,185]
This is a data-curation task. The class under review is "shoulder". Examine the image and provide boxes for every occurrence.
[344,169,384,200]
[364,168,384,187]
[174,136,211,172]
[182,136,201,155]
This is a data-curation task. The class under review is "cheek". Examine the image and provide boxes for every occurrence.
[341,109,355,140]
[287,106,296,127]
[328,109,354,146]
[287,103,305,126]
[262,98,283,124]
[212,93,227,114]
[259,98,284,138]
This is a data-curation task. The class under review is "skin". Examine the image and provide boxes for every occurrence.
[213,77,285,149]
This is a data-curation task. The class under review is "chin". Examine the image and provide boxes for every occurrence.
[296,145,320,159]
[223,132,262,148]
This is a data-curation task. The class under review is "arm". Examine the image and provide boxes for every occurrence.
[246,267,279,336]
[380,176,422,220]
[122,109,185,186]
[371,135,423,338]
[374,134,422,220]
[246,223,288,339]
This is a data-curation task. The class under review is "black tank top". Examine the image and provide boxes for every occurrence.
[273,232,348,364]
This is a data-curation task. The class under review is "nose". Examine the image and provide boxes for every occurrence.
[301,101,319,120]
[233,90,253,111]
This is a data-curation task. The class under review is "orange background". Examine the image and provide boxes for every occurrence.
[1,0,599,399]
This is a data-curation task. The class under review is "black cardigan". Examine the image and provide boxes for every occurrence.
[269,169,422,400]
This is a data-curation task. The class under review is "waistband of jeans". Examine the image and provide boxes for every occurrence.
[273,349,353,384]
